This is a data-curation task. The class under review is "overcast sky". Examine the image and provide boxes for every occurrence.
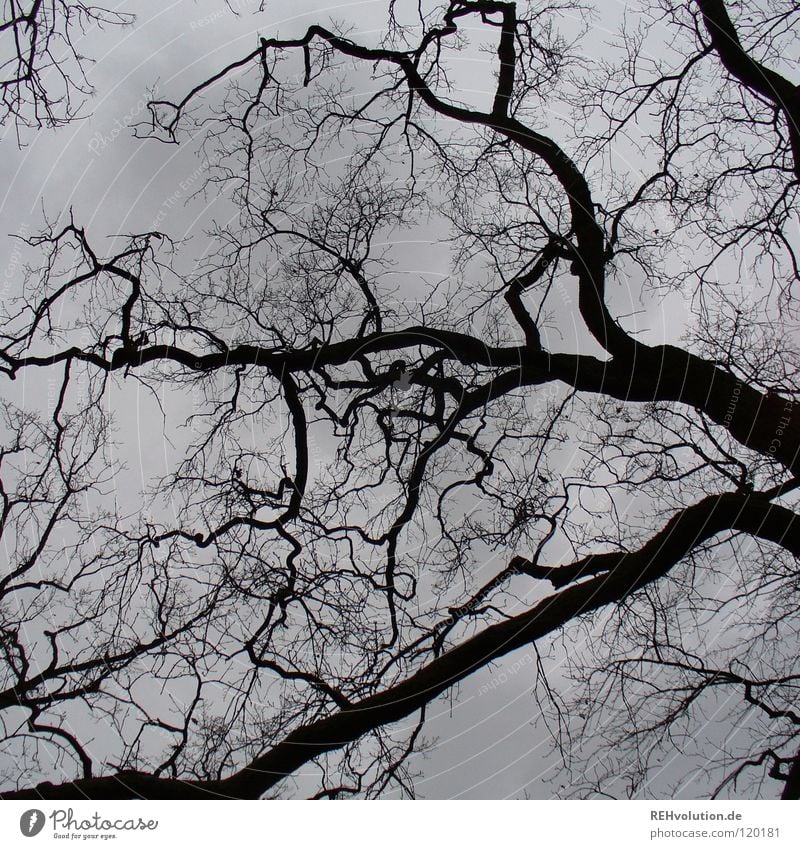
[0,0,752,799]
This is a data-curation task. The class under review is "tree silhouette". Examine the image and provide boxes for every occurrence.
[1,0,799,799]
[0,1,132,131]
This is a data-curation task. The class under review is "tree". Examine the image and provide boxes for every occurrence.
[0,0,132,131]
[1,0,799,799]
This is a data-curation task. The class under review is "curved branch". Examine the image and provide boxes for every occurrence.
[4,490,798,799]
[697,0,800,178]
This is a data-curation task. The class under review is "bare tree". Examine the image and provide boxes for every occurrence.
[0,1,132,130]
[1,0,800,799]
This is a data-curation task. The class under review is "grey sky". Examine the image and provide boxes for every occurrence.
[1,0,792,800]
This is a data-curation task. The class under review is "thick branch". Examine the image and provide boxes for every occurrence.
[697,0,800,178]
[9,325,800,475]
[4,491,798,799]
